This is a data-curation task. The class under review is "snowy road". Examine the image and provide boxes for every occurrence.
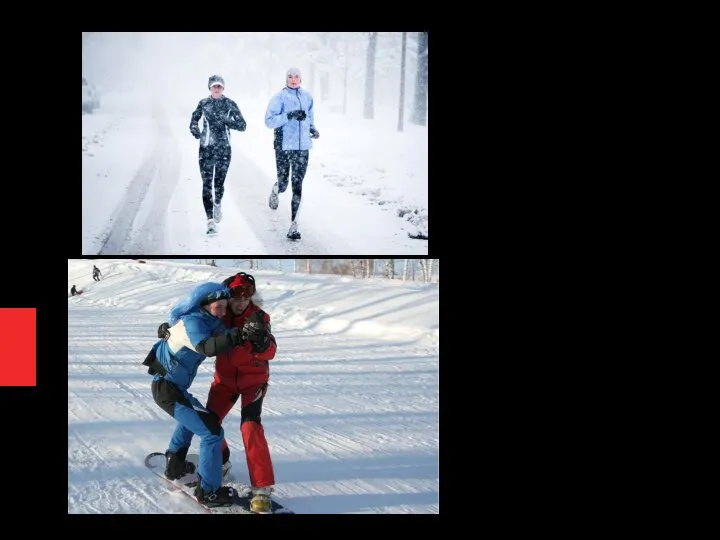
[82,97,429,256]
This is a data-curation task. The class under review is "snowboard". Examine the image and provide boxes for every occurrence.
[144,452,294,514]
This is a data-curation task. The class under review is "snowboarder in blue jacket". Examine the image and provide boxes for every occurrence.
[143,281,247,507]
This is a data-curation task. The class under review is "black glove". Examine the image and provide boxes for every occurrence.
[240,312,265,342]
[310,127,320,139]
[251,331,271,354]
[239,311,273,353]
[287,110,306,121]
[228,327,245,347]
[157,322,170,340]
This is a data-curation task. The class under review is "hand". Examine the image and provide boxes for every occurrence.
[240,313,264,342]
[157,322,170,340]
[287,110,306,121]
[251,331,271,353]
[310,127,319,139]
[228,327,245,347]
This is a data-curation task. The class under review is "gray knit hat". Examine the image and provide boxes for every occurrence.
[286,67,302,78]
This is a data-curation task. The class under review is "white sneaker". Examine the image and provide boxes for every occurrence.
[286,221,301,240]
[213,203,222,223]
[269,183,279,210]
[207,218,217,234]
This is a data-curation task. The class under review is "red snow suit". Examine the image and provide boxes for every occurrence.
[206,303,276,488]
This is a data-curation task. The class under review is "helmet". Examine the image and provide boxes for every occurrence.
[224,272,256,298]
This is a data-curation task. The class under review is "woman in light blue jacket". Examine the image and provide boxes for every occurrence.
[264,67,320,240]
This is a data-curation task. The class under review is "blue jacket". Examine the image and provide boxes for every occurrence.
[150,283,230,392]
[265,87,317,151]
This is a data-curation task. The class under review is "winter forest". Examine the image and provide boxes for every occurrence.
[82,32,428,130]
[160,259,438,282]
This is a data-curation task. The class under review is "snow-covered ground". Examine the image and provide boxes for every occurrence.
[82,90,428,255]
[68,259,439,513]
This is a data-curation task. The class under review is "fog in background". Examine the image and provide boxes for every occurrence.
[82,32,428,128]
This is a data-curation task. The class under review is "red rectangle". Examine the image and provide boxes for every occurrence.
[0,308,36,386]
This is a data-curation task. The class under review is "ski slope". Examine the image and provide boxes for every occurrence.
[68,259,439,514]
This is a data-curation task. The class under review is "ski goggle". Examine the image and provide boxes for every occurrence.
[200,288,231,305]
[229,272,256,298]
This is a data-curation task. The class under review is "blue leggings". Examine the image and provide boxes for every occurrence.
[152,378,225,493]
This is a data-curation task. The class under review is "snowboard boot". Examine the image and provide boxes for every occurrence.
[269,183,279,210]
[207,218,217,234]
[287,220,301,240]
[194,474,236,507]
[250,486,273,514]
[165,447,194,480]
[213,202,222,223]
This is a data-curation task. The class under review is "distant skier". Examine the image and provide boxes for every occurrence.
[189,75,247,235]
[70,285,80,296]
[264,67,320,240]
[92,265,102,281]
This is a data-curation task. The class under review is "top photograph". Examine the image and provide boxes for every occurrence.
[82,32,429,256]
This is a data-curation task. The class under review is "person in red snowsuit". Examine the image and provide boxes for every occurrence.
[205,271,276,512]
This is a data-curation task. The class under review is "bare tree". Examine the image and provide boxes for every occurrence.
[351,259,362,277]
[398,32,407,132]
[403,259,410,281]
[384,259,396,279]
[363,32,377,119]
[411,31,428,126]
[343,39,349,114]
[418,259,428,281]
[416,259,435,282]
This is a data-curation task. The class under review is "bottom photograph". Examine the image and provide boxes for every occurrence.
[68,258,439,514]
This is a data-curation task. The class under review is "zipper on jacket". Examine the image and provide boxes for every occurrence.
[294,89,303,149]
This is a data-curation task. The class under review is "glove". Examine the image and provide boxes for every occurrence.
[287,110,306,121]
[310,127,320,139]
[240,311,273,353]
[157,322,170,340]
[228,327,245,347]
[251,331,271,354]
[240,312,265,342]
